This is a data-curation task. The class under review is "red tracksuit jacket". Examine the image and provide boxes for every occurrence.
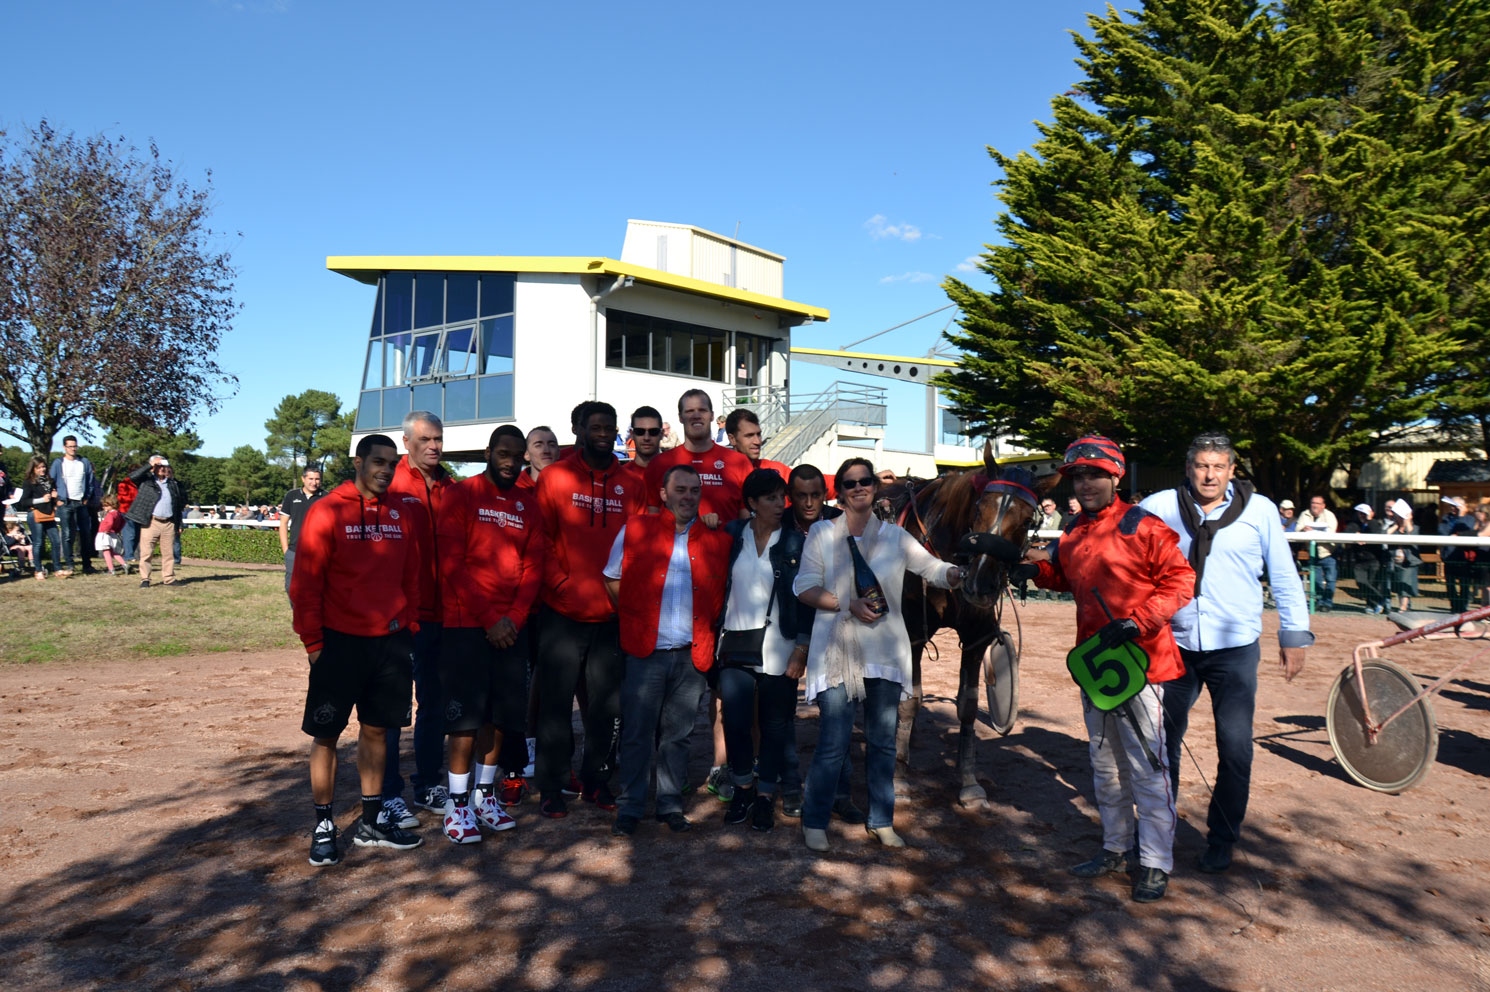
[536,451,646,623]
[437,472,546,631]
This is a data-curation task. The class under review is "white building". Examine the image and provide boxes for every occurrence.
[331,220,829,460]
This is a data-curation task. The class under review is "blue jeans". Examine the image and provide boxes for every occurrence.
[1165,641,1259,846]
[56,501,91,570]
[802,678,900,830]
[383,622,444,799]
[1310,555,1337,608]
[718,667,804,794]
[28,512,62,573]
[121,520,139,562]
[616,649,707,819]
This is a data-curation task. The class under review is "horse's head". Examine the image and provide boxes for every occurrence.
[961,442,1058,604]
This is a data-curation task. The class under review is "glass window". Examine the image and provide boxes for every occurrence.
[410,332,440,379]
[444,378,477,423]
[383,332,412,386]
[480,273,514,316]
[362,341,382,390]
[412,382,442,418]
[382,387,411,429]
[670,329,692,376]
[478,374,513,419]
[368,281,384,338]
[480,316,514,375]
[651,323,668,370]
[415,272,444,329]
[384,273,413,335]
[706,337,726,383]
[444,326,477,377]
[623,326,648,370]
[445,273,477,323]
[605,330,624,368]
[356,390,381,431]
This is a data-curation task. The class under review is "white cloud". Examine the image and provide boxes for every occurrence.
[879,271,937,284]
[954,255,982,273]
[864,214,923,242]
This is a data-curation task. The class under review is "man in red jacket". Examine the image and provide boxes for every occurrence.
[434,424,545,844]
[1014,435,1194,903]
[381,411,455,828]
[725,407,790,482]
[291,434,426,867]
[532,401,645,818]
[604,464,732,836]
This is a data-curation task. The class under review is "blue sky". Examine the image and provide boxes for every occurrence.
[3,0,1105,456]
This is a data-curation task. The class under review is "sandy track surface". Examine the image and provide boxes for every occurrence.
[1,600,1487,991]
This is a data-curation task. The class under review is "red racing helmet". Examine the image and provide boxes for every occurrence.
[1059,435,1125,479]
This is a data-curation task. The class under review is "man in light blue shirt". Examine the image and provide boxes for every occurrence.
[1140,432,1313,873]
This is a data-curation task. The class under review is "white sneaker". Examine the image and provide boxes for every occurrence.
[473,787,517,832]
[442,800,482,845]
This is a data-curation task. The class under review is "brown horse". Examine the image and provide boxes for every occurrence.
[886,442,1055,805]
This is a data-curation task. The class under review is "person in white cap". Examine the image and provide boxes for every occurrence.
[1278,499,1297,532]
[1296,495,1339,611]
[1439,497,1476,613]
[1385,499,1421,612]
[124,454,185,587]
[1350,503,1391,614]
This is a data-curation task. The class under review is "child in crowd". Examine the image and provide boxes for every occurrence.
[95,495,126,575]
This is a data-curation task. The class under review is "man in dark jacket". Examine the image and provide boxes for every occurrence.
[125,455,185,587]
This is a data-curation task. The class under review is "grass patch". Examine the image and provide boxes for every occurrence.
[0,565,300,664]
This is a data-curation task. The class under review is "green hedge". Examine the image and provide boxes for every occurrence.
[180,527,284,565]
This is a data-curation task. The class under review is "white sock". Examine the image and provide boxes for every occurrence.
[448,771,471,797]
[475,763,497,789]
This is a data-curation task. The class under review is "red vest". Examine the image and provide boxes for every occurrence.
[618,512,732,672]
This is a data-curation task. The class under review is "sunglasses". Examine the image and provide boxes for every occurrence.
[840,476,876,491]
[632,427,662,436]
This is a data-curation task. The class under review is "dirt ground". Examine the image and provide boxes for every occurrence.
[1,599,1487,992]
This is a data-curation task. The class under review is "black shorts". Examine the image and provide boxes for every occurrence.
[439,625,530,734]
[301,628,415,738]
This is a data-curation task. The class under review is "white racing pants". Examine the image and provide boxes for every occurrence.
[1082,683,1175,873]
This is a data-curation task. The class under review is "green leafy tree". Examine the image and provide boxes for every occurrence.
[315,409,357,485]
[94,426,203,495]
[264,389,344,476]
[939,0,1487,498]
[0,121,240,457]
[219,445,289,507]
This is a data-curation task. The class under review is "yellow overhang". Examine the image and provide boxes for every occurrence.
[790,346,959,367]
[326,255,829,322]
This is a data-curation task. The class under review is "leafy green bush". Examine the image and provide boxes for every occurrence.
[181,527,284,565]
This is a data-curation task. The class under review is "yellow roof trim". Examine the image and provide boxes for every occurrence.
[790,346,958,367]
[326,255,829,321]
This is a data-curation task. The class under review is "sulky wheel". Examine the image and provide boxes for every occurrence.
[984,629,1020,736]
[1327,657,1438,794]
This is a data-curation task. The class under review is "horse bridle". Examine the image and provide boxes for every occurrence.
[962,479,1040,611]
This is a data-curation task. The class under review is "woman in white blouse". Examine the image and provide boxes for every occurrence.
[793,458,963,851]
[717,469,806,832]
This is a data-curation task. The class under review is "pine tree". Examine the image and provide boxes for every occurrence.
[939,0,1488,498]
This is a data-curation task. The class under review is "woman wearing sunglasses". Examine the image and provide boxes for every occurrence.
[793,457,964,851]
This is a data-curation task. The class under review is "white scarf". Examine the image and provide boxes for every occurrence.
[822,513,882,702]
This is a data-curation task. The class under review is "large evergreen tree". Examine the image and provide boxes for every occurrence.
[939,0,1488,497]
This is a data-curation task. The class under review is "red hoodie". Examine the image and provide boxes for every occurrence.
[643,442,751,521]
[438,472,546,630]
[387,455,452,623]
[536,451,645,622]
[290,481,425,654]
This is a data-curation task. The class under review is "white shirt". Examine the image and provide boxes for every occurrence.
[722,526,794,676]
[604,522,695,651]
[61,459,85,499]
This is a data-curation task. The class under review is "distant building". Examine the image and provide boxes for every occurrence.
[330,220,828,459]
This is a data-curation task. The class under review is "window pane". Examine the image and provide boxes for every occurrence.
[355,390,381,431]
[446,273,477,323]
[444,378,476,423]
[384,273,413,335]
[480,317,514,374]
[382,387,411,428]
[478,374,513,419]
[480,273,515,316]
[624,327,648,370]
[707,337,726,382]
[368,281,384,338]
[670,329,692,375]
[652,322,667,371]
[362,340,382,389]
[410,332,440,379]
[414,272,443,329]
[412,382,442,419]
[384,332,412,386]
[444,326,477,377]
[605,326,623,368]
